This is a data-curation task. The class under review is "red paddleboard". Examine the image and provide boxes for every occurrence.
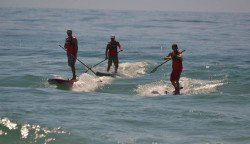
[48,78,77,85]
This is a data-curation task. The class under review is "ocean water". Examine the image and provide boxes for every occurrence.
[0,7,250,144]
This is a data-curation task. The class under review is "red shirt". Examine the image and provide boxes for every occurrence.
[170,51,183,70]
[65,37,77,58]
[107,40,120,57]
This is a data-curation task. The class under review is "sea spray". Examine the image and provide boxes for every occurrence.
[72,73,113,92]
[135,77,224,96]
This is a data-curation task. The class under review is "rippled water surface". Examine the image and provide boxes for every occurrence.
[0,8,250,144]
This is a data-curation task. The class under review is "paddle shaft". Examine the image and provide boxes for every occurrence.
[84,50,122,73]
[150,50,185,73]
[59,45,96,75]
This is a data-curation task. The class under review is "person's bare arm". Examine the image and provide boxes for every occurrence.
[164,52,172,60]
[64,39,67,49]
[117,41,123,51]
[174,51,182,60]
[73,38,78,56]
[177,53,183,60]
[105,45,108,59]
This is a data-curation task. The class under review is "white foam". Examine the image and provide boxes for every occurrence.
[135,80,167,96]
[71,62,149,92]
[0,117,66,141]
[180,77,224,95]
[0,117,18,130]
[0,130,7,136]
[72,73,113,92]
[21,124,30,139]
[45,138,56,144]
[118,62,149,78]
[90,62,149,78]
[135,77,224,96]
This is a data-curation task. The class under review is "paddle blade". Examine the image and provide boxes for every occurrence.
[150,67,158,73]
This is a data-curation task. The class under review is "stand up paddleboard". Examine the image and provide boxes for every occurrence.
[165,87,185,95]
[96,72,116,77]
[48,78,77,85]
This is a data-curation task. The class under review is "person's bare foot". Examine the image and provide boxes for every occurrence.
[71,77,76,80]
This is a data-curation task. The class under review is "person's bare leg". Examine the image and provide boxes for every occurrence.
[175,81,180,94]
[171,81,177,91]
[107,64,111,72]
[176,81,180,90]
[114,66,118,73]
[71,65,76,80]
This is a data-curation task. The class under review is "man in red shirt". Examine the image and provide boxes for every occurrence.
[64,30,78,80]
[164,44,183,94]
[105,34,123,73]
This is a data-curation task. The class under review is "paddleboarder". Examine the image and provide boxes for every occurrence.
[64,30,78,80]
[164,44,183,95]
[105,34,123,73]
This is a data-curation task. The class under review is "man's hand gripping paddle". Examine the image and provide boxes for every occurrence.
[150,50,185,73]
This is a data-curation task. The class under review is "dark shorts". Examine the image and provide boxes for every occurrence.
[170,69,182,81]
[68,56,76,67]
[108,57,119,67]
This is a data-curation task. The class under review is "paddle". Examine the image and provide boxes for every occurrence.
[84,50,122,73]
[150,50,185,73]
[59,45,96,75]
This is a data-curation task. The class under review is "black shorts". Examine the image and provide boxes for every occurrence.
[108,57,119,67]
[68,56,76,66]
